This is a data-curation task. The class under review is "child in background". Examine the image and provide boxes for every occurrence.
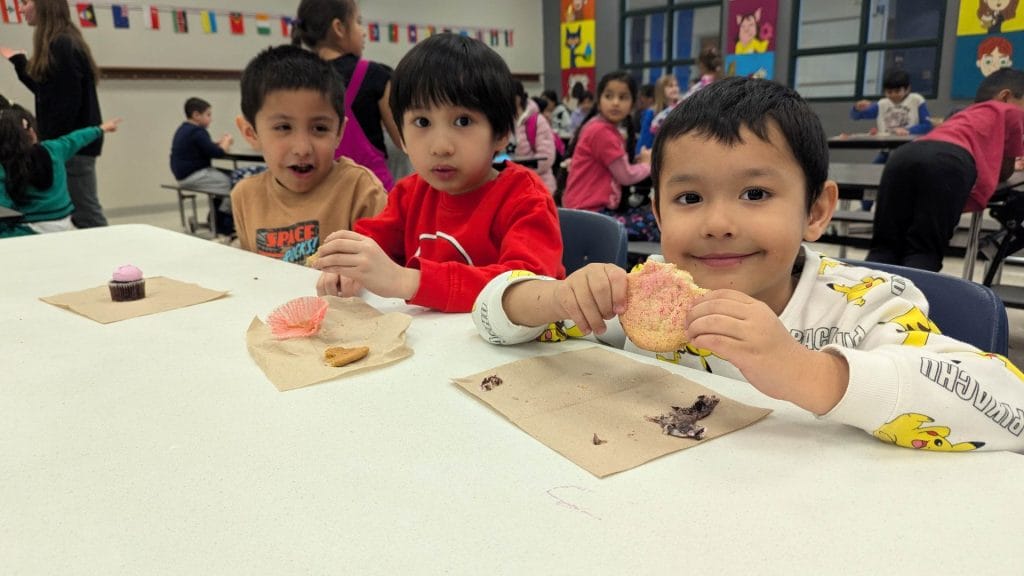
[0,108,120,237]
[513,81,557,192]
[231,45,386,264]
[569,90,594,134]
[631,83,655,145]
[170,97,234,234]
[313,33,564,312]
[681,46,723,100]
[562,70,657,241]
[474,76,1024,453]
[543,88,574,147]
[850,69,932,137]
[636,74,679,155]
[867,68,1024,272]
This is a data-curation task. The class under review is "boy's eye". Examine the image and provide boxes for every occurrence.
[675,192,702,205]
[454,116,473,127]
[740,187,770,201]
[411,117,430,128]
[314,124,333,133]
[273,124,291,132]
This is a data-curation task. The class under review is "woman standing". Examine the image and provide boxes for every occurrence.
[1,0,107,227]
[293,0,402,191]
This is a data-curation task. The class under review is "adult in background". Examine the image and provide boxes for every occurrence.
[1,0,107,227]
[292,0,402,191]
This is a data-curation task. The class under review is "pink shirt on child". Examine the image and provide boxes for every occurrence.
[921,100,1024,212]
[562,117,650,212]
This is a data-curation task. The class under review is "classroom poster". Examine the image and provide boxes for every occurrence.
[725,0,777,80]
[561,0,595,99]
[953,1,1024,99]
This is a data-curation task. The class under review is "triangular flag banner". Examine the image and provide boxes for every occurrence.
[111,4,129,28]
[229,12,243,35]
[255,13,270,35]
[144,5,159,30]
[368,22,379,42]
[1,0,24,24]
[173,9,187,33]
[200,10,216,33]
[77,3,97,27]
[280,16,292,37]
[407,24,417,43]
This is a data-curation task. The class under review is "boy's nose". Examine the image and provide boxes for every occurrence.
[700,202,735,238]
[429,134,455,157]
[291,134,314,156]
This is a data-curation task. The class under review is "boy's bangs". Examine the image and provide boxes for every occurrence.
[406,71,484,113]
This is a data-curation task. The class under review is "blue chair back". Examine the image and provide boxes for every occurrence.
[558,208,628,274]
[845,260,1009,354]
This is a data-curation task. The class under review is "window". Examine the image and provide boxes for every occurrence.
[621,0,721,89]
[790,0,945,100]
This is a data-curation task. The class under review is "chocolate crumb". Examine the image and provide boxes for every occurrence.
[646,394,720,440]
[592,433,607,445]
[480,374,503,391]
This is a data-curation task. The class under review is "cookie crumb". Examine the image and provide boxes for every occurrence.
[592,433,607,445]
[480,374,503,391]
[646,394,720,440]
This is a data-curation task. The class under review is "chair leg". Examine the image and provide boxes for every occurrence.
[961,211,984,280]
[176,189,187,230]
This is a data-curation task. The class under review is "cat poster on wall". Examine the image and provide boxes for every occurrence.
[724,0,777,80]
[952,0,1024,99]
[561,0,595,99]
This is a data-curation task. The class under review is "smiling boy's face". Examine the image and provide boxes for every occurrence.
[653,122,836,314]
[238,89,344,194]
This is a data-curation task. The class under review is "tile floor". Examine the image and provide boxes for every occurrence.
[108,205,1024,368]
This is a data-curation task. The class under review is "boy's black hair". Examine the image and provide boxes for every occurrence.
[639,83,655,100]
[240,44,346,127]
[513,80,528,110]
[882,69,911,90]
[541,89,560,103]
[975,67,1024,102]
[651,76,829,212]
[184,97,211,118]
[0,94,10,109]
[532,96,548,113]
[389,33,515,140]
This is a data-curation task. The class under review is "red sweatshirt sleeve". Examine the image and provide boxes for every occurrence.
[354,178,410,263]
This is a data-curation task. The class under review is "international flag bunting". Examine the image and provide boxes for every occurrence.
[229,12,243,35]
[112,5,129,29]
[280,16,292,37]
[1,0,24,24]
[367,22,379,42]
[475,29,483,42]
[77,3,97,27]
[407,25,417,43]
[144,5,159,30]
[200,10,216,34]
[173,9,187,33]
[505,29,513,47]
[388,23,398,43]
[255,13,270,35]
[489,29,498,46]
[425,25,435,37]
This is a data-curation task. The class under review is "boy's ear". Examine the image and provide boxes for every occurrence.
[334,116,348,148]
[803,180,839,242]
[493,131,511,154]
[996,88,1013,103]
[236,114,260,150]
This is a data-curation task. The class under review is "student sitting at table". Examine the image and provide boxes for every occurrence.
[0,107,120,237]
[231,45,387,265]
[867,68,1024,272]
[473,76,1024,452]
[850,69,932,139]
[561,70,658,241]
[170,97,235,235]
[513,81,557,193]
[313,33,564,312]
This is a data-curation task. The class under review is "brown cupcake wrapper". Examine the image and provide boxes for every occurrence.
[109,279,146,301]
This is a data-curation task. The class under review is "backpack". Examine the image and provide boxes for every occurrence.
[526,113,565,157]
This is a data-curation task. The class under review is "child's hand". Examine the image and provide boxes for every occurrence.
[685,289,848,414]
[219,133,233,150]
[316,271,362,297]
[636,147,652,165]
[99,118,122,133]
[853,99,871,111]
[892,127,909,136]
[314,230,420,300]
[0,46,26,59]
[547,263,627,336]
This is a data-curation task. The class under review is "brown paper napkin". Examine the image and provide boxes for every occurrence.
[246,296,413,391]
[40,276,228,324]
[453,346,772,478]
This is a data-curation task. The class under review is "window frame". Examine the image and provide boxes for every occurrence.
[788,0,946,102]
[619,0,723,82]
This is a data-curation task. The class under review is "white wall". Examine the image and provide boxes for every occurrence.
[0,0,544,216]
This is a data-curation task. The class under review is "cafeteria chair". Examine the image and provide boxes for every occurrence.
[558,208,628,274]
[844,259,1009,355]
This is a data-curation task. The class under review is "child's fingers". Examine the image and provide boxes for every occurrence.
[321,229,364,244]
[316,272,342,297]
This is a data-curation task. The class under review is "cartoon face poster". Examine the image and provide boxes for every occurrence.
[953,0,1024,99]
[725,0,777,80]
[561,0,594,23]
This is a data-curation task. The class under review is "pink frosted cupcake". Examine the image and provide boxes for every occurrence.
[109,264,146,302]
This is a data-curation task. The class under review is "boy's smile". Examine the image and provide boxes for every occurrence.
[240,89,343,194]
[654,123,835,314]
[401,105,508,195]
